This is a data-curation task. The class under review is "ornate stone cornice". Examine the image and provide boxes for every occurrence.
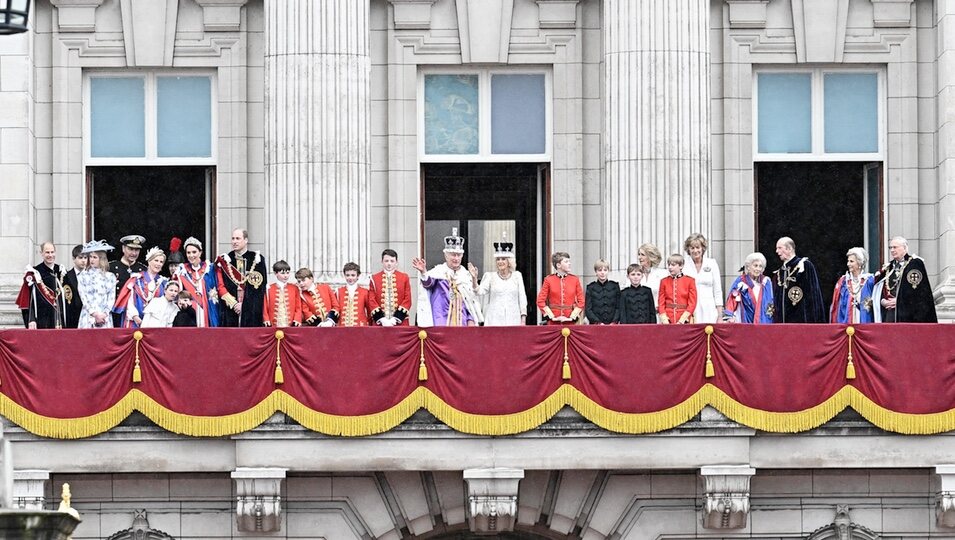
[193,0,249,32]
[937,465,955,527]
[388,0,438,30]
[13,469,49,510]
[807,505,879,540]
[49,0,105,33]
[724,0,769,29]
[463,468,524,534]
[536,0,579,29]
[231,467,286,533]
[700,465,755,529]
[870,0,914,28]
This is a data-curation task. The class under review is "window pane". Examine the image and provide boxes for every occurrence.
[757,73,811,154]
[424,74,479,155]
[824,73,878,153]
[157,76,213,158]
[491,74,546,154]
[90,77,145,158]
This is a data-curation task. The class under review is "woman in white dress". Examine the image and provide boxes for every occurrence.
[469,239,527,326]
[76,240,118,329]
[637,243,669,303]
[682,233,723,323]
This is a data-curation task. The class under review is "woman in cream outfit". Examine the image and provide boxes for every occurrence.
[682,233,723,323]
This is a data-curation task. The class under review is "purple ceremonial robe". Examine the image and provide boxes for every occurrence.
[420,275,474,326]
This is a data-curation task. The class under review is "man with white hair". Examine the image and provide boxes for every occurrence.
[411,227,483,327]
[772,236,826,323]
[872,236,937,323]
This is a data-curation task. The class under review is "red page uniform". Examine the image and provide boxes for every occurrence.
[337,285,382,327]
[263,282,302,327]
[658,274,697,324]
[370,270,412,325]
[301,283,340,326]
[536,273,584,325]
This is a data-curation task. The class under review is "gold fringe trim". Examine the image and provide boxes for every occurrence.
[425,387,567,435]
[280,388,427,437]
[568,385,707,433]
[706,385,849,433]
[9,384,955,439]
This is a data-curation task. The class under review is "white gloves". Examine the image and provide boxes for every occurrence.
[379,317,397,327]
[319,319,335,328]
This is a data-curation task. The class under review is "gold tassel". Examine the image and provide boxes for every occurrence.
[274,330,285,384]
[418,330,428,381]
[845,326,856,380]
[704,325,715,378]
[132,330,143,383]
[561,327,571,380]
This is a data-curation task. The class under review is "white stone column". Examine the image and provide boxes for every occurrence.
[935,0,955,320]
[603,0,710,270]
[264,0,371,278]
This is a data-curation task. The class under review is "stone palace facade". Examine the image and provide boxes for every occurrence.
[3,0,955,539]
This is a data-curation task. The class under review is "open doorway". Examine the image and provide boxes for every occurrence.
[423,163,546,325]
[87,166,215,257]
[755,161,882,305]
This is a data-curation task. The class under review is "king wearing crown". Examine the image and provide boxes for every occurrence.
[411,228,484,327]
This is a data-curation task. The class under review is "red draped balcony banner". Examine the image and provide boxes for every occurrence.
[0,324,952,439]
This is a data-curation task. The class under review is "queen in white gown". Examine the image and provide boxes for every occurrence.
[471,239,527,326]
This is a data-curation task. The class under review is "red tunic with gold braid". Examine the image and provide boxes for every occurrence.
[657,274,697,324]
[336,285,381,327]
[262,283,302,328]
[300,283,340,325]
[369,270,412,325]
[536,273,585,325]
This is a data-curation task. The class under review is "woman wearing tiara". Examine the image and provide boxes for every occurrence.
[172,237,220,327]
[76,240,118,329]
[470,234,527,326]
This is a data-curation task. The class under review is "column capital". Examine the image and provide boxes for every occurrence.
[700,465,755,530]
[231,467,287,533]
[463,468,524,534]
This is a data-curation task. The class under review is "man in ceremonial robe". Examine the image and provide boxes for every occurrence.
[873,236,937,323]
[216,228,268,327]
[772,237,826,323]
[536,252,585,325]
[63,245,87,328]
[15,242,66,329]
[370,249,412,326]
[411,228,483,327]
[108,235,147,327]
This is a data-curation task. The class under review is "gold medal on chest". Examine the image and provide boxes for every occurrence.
[246,270,264,289]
